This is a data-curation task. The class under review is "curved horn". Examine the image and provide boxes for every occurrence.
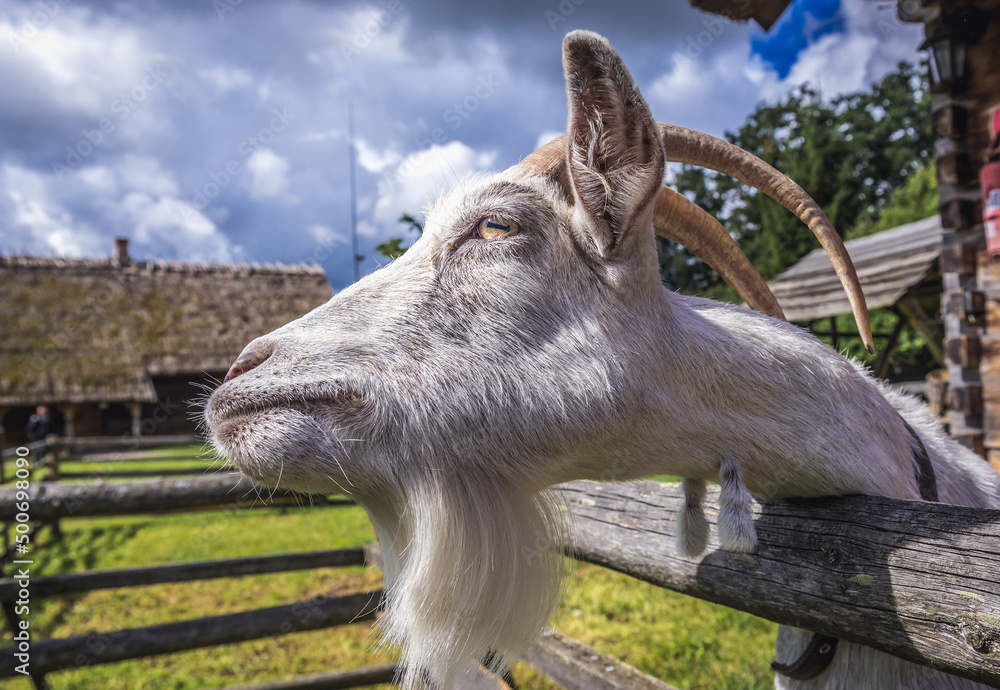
[519,139,784,321]
[654,186,785,321]
[518,126,875,354]
[518,136,564,176]
[657,123,873,354]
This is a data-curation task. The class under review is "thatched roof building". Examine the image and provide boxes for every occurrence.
[0,239,333,445]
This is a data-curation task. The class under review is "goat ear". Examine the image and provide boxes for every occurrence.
[562,31,665,257]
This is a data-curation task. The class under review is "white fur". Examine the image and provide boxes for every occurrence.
[205,31,1000,689]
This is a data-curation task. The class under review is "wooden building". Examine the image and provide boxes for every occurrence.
[0,239,333,448]
[768,216,945,379]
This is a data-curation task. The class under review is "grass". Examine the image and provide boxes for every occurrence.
[4,444,223,483]
[0,448,777,689]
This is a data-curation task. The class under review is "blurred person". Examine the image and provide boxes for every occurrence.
[27,405,52,442]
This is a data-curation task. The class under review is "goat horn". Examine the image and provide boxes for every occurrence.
[519,128,874,354]
[520,143,783,316]
[657,123,873,354]
[519,136,564,176]
[653,186,785,321]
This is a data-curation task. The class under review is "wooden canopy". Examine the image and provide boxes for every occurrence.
[768,216,943,323]
[767,216,945,377]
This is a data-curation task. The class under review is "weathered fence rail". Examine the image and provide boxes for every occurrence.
[0,590,383,676]
[1,434,212,485]
[0,473,350,522]
[2,469,998,687]
[525,629,680,689]
[0,548,367,600]
[220,664,399,690]
[556,480,1000,687]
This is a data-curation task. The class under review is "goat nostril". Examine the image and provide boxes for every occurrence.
[224,345,273,382]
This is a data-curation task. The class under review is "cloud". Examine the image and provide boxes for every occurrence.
[0,7,164,118]
[355,139,401,174]
[647,1,921,137]
[0,156,232,262]
[119,155,179,197]
[0,163,102,256]
[0,0,925,291]
[534,130,562,150]
[309,223,348,247]
[751,0,844,78]
[197,67,255,92]
[373,141,497,231]
[119,192,231,261]
[758,0,922,100]
[245,149,290,199]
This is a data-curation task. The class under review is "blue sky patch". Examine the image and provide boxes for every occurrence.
[751,0,846,79]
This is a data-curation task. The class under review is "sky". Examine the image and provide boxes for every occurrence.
[0,0,924,291]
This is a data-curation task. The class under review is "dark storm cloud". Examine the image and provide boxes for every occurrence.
[0,0,920,289]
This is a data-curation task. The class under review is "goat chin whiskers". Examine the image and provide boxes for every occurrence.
[206,29,1000,690]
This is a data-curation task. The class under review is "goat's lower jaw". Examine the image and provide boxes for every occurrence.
[361,478,565,689]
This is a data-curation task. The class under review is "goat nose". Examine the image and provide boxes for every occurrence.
[224,342,274,382]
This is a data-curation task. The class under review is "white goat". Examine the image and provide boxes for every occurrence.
[206,31,1000,689]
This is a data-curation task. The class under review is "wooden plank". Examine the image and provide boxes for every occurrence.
[555,480,1000,687]
[73,453,213,463]
[0,474,352,521]
[775,249,938,287]
[0,548,369,601]
[524,629,680,690]
[223,662,508,690]
[64,434,202,451]
[219,664,398,690]
[776,216,941,276]
[0,591,383,677]
[467,667,513,689]
[56,467,232,479]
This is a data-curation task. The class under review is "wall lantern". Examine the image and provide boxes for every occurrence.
[922,6,988,93]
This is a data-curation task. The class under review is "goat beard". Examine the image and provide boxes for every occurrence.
[361,476,566,688]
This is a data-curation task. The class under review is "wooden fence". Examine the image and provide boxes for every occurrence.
[0,439,998,688]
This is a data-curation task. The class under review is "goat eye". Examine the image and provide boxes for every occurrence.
[475,217,519,240]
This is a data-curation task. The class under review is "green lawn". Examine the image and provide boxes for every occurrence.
[0,449,777,689]
[3,444,221,484]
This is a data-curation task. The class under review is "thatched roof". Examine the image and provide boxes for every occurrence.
[768,216,943,322]
[688,0,792,30]
[0,247,333,406]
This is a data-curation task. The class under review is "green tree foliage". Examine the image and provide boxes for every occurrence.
[669,61,932,295]
[375,213,424,260]
[374,237,410,259]
[846,162,938,240]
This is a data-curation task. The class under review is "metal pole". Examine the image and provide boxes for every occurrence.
[348,101,360,283]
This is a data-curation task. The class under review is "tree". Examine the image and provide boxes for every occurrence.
[846,162,938,240]
[670,61,932,295]
[375,213,424,260]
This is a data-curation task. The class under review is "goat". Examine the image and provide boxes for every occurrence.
[206,31,1000,689]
